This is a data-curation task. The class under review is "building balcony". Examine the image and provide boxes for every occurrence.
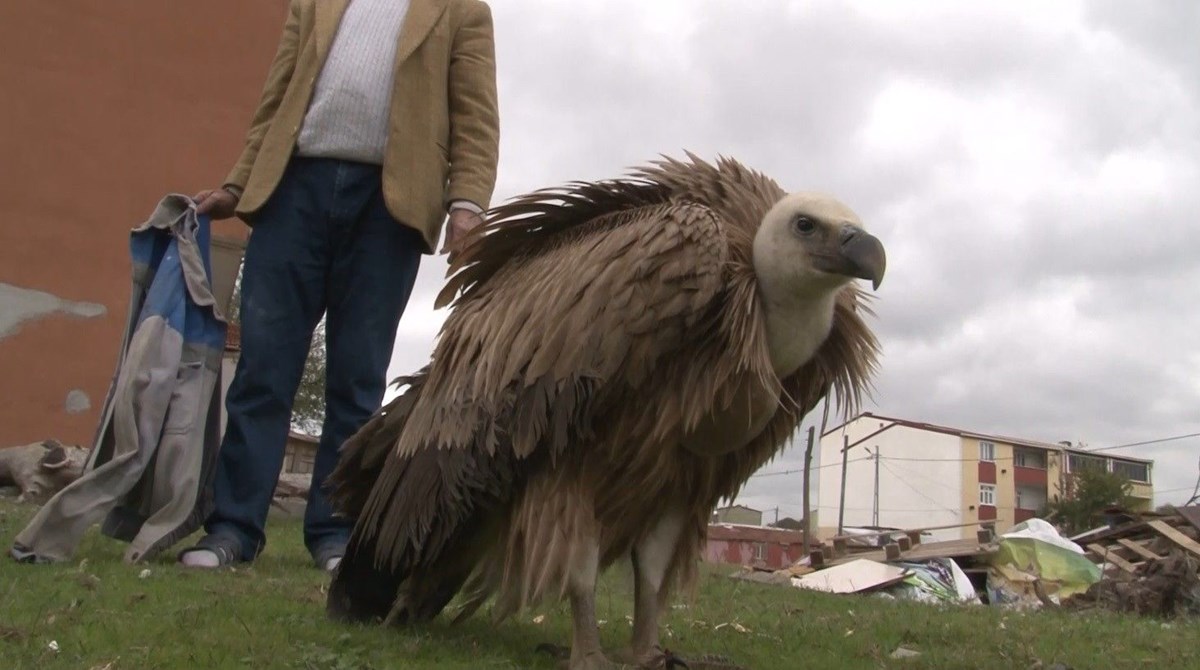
[978,460,996,484]
[1013,465,1047,486]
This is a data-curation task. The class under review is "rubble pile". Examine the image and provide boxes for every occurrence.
[755,506,1200,618]
[1064,506,1200,617]
[1070,549,1200,616]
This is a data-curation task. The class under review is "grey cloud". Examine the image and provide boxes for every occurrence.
[1082,0,1200,97]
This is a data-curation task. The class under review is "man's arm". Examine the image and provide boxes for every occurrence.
[444,1,500,212]
[222,0,303,193]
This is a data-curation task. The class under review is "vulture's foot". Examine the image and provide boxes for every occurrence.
[535,643,633,670]
[667,653,747,670]
[535,642,571,661]
[617,647,746,670]
[615,645,690,669]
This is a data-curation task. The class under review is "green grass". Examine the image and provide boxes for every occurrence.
[1,497,1197,670]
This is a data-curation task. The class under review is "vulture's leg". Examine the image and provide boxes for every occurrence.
[564,530,619,670]
[623,507,687,667]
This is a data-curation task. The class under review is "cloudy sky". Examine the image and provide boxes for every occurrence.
[385,0,1200,519]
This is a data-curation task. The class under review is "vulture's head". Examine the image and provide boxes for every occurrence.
[753,192,887,298]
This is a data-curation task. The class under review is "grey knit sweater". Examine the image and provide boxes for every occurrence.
[296,0,411,166]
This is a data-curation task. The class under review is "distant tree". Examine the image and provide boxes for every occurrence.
[290,317,327,435]
[1041,463,1137,535]
[227,267,327,436]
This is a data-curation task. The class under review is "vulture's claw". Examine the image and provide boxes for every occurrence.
[535,642,572,660]
[661,649,689,669]
[679,654,747,670]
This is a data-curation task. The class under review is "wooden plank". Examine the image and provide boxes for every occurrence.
[884,543,901,560]
[1176,506,1200,534]
[821,537,996,568]
[1069,520,1150,546]
[1087,543,1139,573]
[826,521,987,543]
[1116,538,1163,561]
[897,536,913,551]
[1149,520,1200,558]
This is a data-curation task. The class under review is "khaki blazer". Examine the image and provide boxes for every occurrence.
[224,0,500,254]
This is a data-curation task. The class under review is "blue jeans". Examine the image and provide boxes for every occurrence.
[204,156,422,562]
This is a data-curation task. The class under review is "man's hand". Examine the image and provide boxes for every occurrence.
[441,207,485,256]
[192,188,240,220]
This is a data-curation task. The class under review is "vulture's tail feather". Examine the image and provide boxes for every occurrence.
[323,371,430,623]
[324,370,524,625]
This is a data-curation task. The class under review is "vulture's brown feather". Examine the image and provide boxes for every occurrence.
[324,154,882,667]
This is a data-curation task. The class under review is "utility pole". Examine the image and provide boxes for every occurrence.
[871,447,880,526]
[801,425,815,553]
[837,434,849,535]
[766,507,779,525]
[836,422,898,535]
[1187,456,1200,506]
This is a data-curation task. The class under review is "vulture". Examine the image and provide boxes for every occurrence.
[324,154,885,670]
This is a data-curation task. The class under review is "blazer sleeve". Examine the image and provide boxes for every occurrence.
[223,0,302,191]
[445,1,500,211]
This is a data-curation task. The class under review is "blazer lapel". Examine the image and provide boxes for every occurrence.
[394,0,450,66]
[314,0,352,62]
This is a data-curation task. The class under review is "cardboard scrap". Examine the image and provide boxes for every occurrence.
[791,558,909,594]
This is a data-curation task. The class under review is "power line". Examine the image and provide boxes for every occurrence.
[879,459,961,516]
[1085,432,1200,453]
[748,455,871,478]
[1156,485,1200,495]
[879,457,967,494]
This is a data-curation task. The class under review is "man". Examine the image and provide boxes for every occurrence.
[179,0,499,571]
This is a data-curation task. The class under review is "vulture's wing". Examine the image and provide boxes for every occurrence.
[397,194,731,460]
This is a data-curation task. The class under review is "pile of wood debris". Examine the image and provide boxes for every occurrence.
[804,521,999,572]
[1066,505,1200,617]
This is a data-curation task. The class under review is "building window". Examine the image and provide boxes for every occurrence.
[979,441,996,462]
[1067,452,1107,474]
[753,542,767,561]
[1015,486,1046,511]
[1111,460,1150,484]
[1014,449,1046,469]
[979,484,996,506]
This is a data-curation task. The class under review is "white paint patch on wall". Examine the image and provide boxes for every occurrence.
[0,282,107,340]
[64,390,91,414]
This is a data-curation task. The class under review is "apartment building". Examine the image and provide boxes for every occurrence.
[815,412,1154,541]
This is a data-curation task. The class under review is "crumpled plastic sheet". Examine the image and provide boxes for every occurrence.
[985,519,1101,608]
[878,556,982,605]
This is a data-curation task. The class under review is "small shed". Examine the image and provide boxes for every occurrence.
[711,504,764,527]
[704,523,808,570]
[282,431,319,475]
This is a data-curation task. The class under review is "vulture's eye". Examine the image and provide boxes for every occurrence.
[792,216,816,235]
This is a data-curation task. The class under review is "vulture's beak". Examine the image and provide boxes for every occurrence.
[838,226,886,290]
